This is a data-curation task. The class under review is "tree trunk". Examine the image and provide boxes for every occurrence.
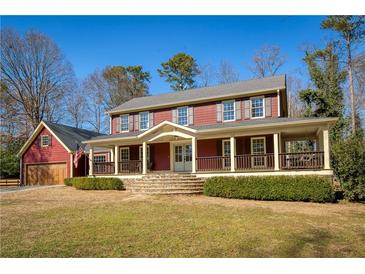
[347,39,356,135]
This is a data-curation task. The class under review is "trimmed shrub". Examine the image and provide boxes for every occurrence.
[203,175,335,203]
[64,178,73,186]
[64,177,124,190]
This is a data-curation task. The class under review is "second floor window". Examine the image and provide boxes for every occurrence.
[177,106,188,126]
[139,112,149,130]
[251,97,265,118]
[41,135,49,147]
[120,114,129,132]
[223,100,235,121]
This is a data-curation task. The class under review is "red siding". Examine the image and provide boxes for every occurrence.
[151,143,170,170]
[110,93,280,134]
[193,102,217,126]
[154,108,172,125]
[271,94,279,117]
[22,127,71,183]
[112,115,118,134]
[197,139,219,157]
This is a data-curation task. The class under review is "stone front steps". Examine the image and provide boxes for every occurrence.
[123,173,205,194]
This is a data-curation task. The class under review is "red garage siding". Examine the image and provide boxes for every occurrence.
[22,127,71,184]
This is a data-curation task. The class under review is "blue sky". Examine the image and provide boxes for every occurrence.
[1,16,332,95]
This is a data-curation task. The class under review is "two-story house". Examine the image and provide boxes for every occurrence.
[83,75,337,178]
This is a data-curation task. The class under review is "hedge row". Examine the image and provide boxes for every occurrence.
[64,177,124,190]
[203,175,335,203]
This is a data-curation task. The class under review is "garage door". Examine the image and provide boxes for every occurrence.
[26,163,67,185]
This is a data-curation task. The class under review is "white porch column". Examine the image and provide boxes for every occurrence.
[323,129,330,170]
[274,133,280,171]
[142,141,147,175]
[192,137,197,173]
[110,148,114,162]
[69,154,74,178]
[230,136,235,172]
[114,145,119,175]
[89,146,94,176]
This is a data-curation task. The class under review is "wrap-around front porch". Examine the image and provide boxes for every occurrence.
[86,121,332,176]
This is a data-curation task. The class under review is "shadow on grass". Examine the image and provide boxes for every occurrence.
[281,228,333,257]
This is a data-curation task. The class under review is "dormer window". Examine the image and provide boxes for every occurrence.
[251,96,265,118]
[139,111,149,131]
[41,135,49,147]
[223,100,235,122]
[177,106,188,126]
[120,114,129,132]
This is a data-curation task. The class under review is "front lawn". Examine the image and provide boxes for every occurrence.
[1,187,364,257]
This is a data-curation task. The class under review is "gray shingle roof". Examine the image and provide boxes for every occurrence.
[44,121,105,151]
[108,75,286,114]
[191,117,312,130]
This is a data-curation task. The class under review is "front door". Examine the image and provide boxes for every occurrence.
[174,144,192,172]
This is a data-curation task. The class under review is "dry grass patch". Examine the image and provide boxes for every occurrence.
[1,187,364,258]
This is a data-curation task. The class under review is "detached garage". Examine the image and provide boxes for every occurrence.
[17,121,105,185]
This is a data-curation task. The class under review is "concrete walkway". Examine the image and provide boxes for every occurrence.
[0,185,64,194]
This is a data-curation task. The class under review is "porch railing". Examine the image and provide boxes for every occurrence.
[196,156,231,171]
[279,151,324,169]
[118,160,143,173]
[93,162,115,175]
[235,153,274,170]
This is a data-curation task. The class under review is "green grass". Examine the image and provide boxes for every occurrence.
[1,187,364,257]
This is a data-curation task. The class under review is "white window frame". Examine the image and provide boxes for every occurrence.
[120,114,129,132]
[94,155,106,163]
[222,139,231,168]
[222,100,236,122]
[119,147,130,161]
[139,111,149,131]
[139,145,151,162]
[250,137,267,167]
[250,96,265,119]
[177,106,189,126]
[40,135,50,147]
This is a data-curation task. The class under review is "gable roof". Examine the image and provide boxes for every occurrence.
[17,121,105,157]
[44,121,105,151]
[107,75,286,115]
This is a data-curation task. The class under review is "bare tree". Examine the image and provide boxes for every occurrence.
[82,70,108,133]
[0,28,75,131]
[217,61,239,84]
[197,63,216,87]
[248,45,287,78]
[287,75,305,118]
[65,84,86,128]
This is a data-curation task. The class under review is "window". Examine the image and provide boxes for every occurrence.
[177,106,188,126]
[40,135,49,147]
[251,97,265,118]
[222,139,231,168]
[223,100,235,122]
[120,147,130,162]
[139,145,151,162]
[120,114,129,132]
[251,137,266,167]
[139,112,149,130]
[94,155,106,163]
